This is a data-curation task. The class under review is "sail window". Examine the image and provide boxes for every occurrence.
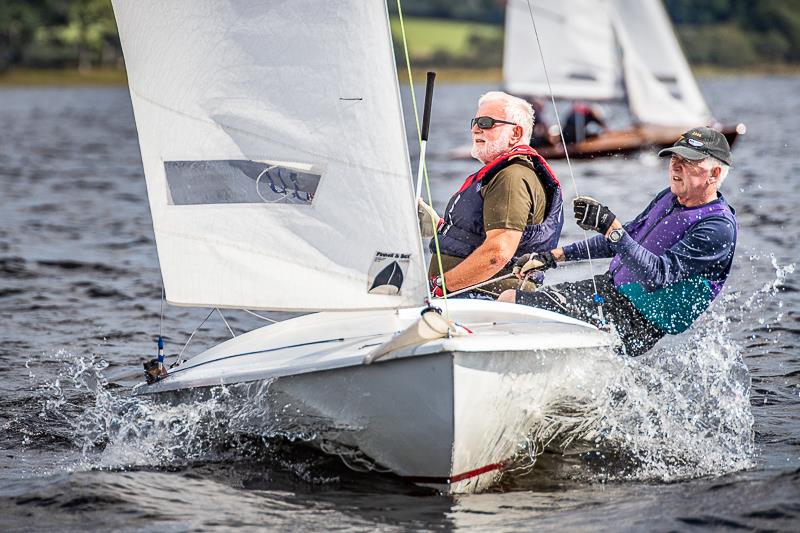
[164,160,320,205]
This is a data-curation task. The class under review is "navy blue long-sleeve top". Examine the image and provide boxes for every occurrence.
[562,192,736,293]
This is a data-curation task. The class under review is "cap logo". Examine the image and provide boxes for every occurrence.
[689,131,702,138]
[687,138,704,147]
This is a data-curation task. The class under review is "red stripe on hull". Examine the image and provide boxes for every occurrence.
[402,460,508,485]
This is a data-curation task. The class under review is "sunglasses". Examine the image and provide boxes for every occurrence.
[470,116,517,130]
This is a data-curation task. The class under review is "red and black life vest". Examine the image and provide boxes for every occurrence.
[431,145,564,262]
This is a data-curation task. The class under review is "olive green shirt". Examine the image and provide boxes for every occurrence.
[428,161,547,295]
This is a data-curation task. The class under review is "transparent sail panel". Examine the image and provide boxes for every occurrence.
[164,160,320,206]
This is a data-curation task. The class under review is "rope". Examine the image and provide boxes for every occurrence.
[524,0,605,325]
[442,273,515,298]
[395,0,450,313]
[216,308,236,338]
[243,309,279,323]
[176,308,215,363]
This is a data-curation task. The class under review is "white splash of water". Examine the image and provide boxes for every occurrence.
[29,353,320,472]
[513,257,795,483]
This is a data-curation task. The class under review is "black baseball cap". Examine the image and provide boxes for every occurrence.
[658,127,732,166]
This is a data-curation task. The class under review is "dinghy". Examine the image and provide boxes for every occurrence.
[451,0,744,161]
[113,0,616,493]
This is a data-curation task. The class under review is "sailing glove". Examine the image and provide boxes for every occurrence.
[513,252,557,278]
[417,198,442,239]
[573,196,616,235]
[429,275,444,298]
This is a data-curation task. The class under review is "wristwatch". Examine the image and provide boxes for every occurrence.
[607,228,626,243]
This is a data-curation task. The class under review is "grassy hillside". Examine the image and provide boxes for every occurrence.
[389,16,501,59]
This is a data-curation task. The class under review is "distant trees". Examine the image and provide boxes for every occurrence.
[666,0,800,66]
[1,0,799,73]
[0,0,120,73]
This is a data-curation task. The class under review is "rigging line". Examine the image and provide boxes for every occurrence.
[177,308,216,363]
[524,0,603,313]
[442,273,515,298]
[243,309,278,323]
[166,333,388,376]
[396,0,450,314]
[217,308,236,338]
[159,283,164,338]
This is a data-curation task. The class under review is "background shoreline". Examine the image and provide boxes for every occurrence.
[2,65,799,87]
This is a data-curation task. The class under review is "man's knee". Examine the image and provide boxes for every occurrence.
[497,289,516,303]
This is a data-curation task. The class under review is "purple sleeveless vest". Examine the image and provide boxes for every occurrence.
[432,145,564,262]
[610,189,737,333]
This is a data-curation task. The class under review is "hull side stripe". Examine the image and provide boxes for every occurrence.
[402,461,507,485]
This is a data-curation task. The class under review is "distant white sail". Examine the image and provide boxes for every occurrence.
[503,0,624,100]
[503,0,712,127]
[112,0,427,311]
[613,0,712,126]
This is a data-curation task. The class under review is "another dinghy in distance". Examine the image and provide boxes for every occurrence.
[113,0,617,493]
[451,0,744,161]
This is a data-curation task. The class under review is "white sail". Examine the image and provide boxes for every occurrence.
[503,0,711,127]
[503,0,623,100]
[112,0,427,311]
[612,0,712,126]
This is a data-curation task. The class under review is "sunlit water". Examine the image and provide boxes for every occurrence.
[1,77,798,531]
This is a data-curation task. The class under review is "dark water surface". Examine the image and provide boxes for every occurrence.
[1,77,799,531]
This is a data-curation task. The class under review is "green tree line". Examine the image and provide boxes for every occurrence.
[2,0,799,74]
[0,0,120,73]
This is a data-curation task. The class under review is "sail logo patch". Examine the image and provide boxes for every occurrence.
[687,138,704,147]
[367,252,410,295]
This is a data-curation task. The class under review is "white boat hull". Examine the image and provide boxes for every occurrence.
[139,300,619,493]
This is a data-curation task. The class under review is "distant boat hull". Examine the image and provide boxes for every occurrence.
[138,300,618,493]
[449,123,745,161]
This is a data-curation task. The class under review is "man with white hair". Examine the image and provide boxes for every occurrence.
[418,91,563,297]
[499,127,737,356]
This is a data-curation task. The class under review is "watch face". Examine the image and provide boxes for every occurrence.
[609,229,623,242]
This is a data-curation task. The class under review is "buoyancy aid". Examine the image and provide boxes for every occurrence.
[431,145,563,262]
[610,189,737,334]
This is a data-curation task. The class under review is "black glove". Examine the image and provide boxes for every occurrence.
[573,196,616,235]
[513,251,557,278]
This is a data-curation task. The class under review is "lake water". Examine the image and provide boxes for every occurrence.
[1,76,798,531]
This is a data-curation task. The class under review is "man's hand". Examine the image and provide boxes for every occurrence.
[429,275,444,298]
[512,251,557,279]
[417,198,442,239]
[573,196,616,235]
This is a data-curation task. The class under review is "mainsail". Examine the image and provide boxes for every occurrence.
[503,0,712,127]
[503,0,623,101]
[112,0,427,311]
[612,0,712,126]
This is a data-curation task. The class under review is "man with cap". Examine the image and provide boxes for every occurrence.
[497,127,737,356]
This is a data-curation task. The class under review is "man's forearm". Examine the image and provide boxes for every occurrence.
[441,229,521,291]
[562,234,614,261]
[442,242,511,291]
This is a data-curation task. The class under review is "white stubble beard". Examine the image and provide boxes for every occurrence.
[470,128,514,164]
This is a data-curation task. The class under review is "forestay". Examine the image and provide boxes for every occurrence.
[503,0,624,101]
[112,0,427,311]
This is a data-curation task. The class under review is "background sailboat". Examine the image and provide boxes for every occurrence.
[493,0,745,159]
[113,0,617,493]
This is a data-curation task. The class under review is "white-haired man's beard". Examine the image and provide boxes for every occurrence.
[471,128,514,164]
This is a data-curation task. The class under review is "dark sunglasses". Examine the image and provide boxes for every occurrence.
[470,116,517,130]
